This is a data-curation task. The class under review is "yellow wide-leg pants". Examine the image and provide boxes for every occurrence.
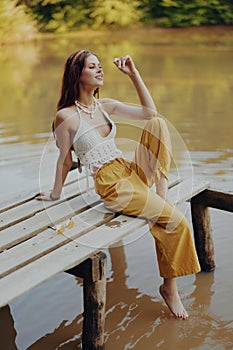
[94,117,201,278]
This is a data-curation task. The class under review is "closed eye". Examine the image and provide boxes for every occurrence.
[88,64,102,69]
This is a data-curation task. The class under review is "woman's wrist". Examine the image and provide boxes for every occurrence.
[50,192,60,201]
[128,69,139,80]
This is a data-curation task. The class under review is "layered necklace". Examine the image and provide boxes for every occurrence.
[75,98,97,119]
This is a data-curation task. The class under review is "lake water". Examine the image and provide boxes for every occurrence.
[0,26,233,350]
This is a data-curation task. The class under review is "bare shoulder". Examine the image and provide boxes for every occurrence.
[56,106,76,120]
[55,106,77,128]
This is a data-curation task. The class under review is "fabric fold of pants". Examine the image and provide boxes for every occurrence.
[94,117,201,278]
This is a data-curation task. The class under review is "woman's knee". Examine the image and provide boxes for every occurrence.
[144,117,171,150]
[145,116,167,132]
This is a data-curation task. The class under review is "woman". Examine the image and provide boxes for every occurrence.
[35,50,200,319]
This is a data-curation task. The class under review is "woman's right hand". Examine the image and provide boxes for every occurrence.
[113,55,137,77]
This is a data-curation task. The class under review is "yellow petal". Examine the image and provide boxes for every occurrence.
[66,219,75,229]
[56,225,65,234]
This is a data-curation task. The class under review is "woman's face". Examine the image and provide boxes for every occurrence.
[79,54,104,89]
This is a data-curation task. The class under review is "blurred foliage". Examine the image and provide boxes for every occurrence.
[0,0,233,43]
[17,0,141,32]
[18,0,233,32]
[0,0,36,44]
[19,0,94,32]
[90,0,142,29]
[141,0,233,27]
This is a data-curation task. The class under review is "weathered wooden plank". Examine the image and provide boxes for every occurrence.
[0,190,100,252]
[0,214,146,307]
[168,178,210,205]
[0,176,211,306]
[0,175,178,224]
[0,168,82,213]
[0,174,179,231]
[75,215,146,249]
[167,175,182,189]
[0,203,113,278]
[0,175,182,250]
[0,176,94,230]
[0,178,209,255]
[191,189,233,212]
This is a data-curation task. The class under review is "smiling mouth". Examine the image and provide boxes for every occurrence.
[96,75,103,80]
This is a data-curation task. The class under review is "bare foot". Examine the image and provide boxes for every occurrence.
[159,284,189,320]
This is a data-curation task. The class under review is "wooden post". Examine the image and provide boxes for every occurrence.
[66,251,107,350]
[0,305,18,350]
[191,200,215,272]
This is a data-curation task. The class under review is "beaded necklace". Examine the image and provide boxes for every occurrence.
[75,98,97,119]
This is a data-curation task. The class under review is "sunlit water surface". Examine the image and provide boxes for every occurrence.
[0,27,233,350]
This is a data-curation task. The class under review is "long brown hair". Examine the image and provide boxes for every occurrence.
[56,49,99,111]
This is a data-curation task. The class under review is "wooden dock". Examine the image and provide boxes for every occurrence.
[0,169,232,349]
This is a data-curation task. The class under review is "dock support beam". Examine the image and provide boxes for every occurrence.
[191,188,233,272]
[66,251,107,350]
[191,201,215,271]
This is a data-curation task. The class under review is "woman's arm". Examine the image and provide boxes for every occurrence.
[101,55,157,120]
[35,112,73,201]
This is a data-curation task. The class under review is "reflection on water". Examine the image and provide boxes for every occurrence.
[0,27,232,150]
[0,27,233,349]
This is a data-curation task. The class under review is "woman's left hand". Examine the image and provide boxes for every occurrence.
[113,55,136,76]
[34,192,54,201]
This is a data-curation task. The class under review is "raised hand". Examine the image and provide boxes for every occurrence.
[113,55,136,76]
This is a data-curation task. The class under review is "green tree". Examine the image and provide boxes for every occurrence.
[0,0,36,43]
[12,0,233,35]
[18,0,94,32]
[18,0,142,32]
[141,0,233,27]
[90,0,142,29]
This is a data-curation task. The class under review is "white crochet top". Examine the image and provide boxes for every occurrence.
[73,102,122,177]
